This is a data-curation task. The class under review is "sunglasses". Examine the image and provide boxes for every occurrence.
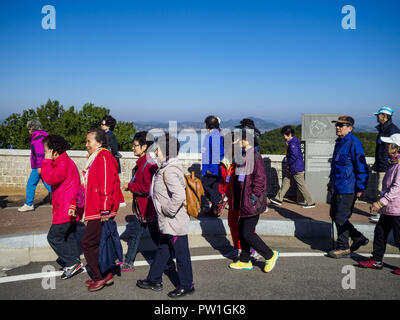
[335,123,350,128]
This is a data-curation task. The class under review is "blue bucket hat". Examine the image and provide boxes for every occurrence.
[374,106,394,116]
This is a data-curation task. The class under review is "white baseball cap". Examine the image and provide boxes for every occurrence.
[381,133,400,147]
[374,106,394,116]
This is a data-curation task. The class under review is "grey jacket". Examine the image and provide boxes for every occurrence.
[150,157,189,236]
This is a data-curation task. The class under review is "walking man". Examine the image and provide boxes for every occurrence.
[327,116,369,259]
[370,106,400,223]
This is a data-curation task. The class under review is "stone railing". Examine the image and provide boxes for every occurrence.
[0,149,378,202]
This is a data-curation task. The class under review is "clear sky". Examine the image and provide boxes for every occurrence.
[0,0,399,124]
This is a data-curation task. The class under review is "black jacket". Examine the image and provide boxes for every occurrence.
[105,130,121,174]
[374,120,400,172]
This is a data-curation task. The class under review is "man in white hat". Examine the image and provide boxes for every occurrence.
[371,106,400,223]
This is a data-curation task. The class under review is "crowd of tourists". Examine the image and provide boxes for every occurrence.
[15,107,400,298]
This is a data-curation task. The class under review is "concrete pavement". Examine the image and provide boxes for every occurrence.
[1,236,400,300]
[0,191,394,269]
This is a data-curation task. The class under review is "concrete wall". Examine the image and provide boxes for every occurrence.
[0,149,378,201]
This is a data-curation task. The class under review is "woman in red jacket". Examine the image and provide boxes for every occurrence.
[80,128,124,292]
[41,135,83,280]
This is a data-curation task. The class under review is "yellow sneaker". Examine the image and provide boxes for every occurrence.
[229,261,253,270]
[264,250,279,273]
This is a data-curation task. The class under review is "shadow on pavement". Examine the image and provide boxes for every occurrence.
[198,216,233,257]
[271,204,333,252]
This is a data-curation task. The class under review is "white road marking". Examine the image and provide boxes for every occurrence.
[1,252,399,284]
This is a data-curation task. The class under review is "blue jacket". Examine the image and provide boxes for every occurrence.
[201,129,224,176]
[286,137,305,174]
[330,132,369,194]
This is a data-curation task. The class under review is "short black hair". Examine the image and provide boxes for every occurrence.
[42,135,69,155]
[237,118,261,146]
[281,125,295,136]
[134,131,154,151]
[102,115,117,131]
[240,118,255,129]
[88,128,108,148]
[204,115,220,130]
[241,128,256,147]
[156,133,180,159]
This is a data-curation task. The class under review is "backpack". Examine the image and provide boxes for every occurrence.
[163,166,205,218]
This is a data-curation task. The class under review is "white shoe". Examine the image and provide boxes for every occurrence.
[119,202,127,208]
[369,214,380,223]
[250,248,262,260]
[18,204,35,212]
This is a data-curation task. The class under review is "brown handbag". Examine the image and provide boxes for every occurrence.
[163,168,205,218]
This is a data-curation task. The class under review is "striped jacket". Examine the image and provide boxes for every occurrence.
[84,149,124,221]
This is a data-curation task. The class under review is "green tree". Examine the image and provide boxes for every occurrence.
[0,99,136,151]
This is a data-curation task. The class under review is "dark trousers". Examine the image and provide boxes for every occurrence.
[372,214,400,262]
[239,214,274,262]
[81,219,104,281]
[148,234,193,290]
[202,175,222,206]
[120,215,171,265]
[330,193,364,250]
[47,222,80,267]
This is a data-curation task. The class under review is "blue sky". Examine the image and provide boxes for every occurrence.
[0,0,399,124]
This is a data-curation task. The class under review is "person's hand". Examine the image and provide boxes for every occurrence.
[123,182,129,191]
[44,149,53,160]
[206,170,212,175]
[370,202,381,213]
[356,192,363,199]
[68,209,76,217]
[37,168,41,175]
[101,213,110,222]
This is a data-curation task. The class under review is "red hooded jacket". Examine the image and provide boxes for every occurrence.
[84,149,124,221]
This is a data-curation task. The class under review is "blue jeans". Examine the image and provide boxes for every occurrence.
[26,169,51,206]
[120,215,161,265]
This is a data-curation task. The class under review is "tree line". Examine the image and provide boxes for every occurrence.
[0,100,136,151]
[0,100,377,156]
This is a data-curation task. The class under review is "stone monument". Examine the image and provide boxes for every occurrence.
[302,114,340,203]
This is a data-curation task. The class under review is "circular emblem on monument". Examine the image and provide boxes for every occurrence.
[309,120,328,138]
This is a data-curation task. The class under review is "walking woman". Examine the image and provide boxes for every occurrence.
[229,129,279,272]
[119,131,175,272]
[359,133,400,275]
[41,135,83,279]
[137,134,194,298]
[18,120,51,212]
[81,128,124,292]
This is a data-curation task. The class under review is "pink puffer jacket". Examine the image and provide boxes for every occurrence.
[41,152,81,224]
[379,162,400,217]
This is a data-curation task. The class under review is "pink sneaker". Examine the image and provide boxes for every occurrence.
[119,262,135,272]
[392,269,400,275]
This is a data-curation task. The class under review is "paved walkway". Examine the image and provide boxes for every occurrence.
[0,190,377,236]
